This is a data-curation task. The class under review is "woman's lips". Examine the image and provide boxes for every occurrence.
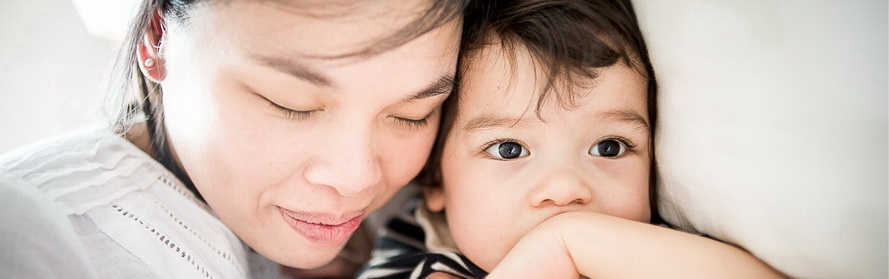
[278,207,363,247]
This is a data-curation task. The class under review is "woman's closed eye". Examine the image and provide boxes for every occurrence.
[388,103,443,130]
[267,100,321,120]
[390,114,431,129]
[482,139,530,160]
[250,86,322,120]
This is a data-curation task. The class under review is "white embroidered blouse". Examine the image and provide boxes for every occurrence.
[0,129,252,278]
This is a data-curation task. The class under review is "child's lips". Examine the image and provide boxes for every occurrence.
[278,207,363,247]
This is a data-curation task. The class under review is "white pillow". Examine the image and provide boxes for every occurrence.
[634,1,887,278]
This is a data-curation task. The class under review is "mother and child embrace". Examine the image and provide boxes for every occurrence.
[0,0,786,278]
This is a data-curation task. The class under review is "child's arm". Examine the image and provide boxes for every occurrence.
[486,212,788,279]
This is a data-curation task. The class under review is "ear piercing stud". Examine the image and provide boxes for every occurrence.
[144,58,155,67]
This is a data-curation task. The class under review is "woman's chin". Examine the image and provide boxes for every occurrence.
[279,253,364,278]
[279,248,340,269]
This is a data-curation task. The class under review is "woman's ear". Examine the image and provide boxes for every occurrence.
[423,186,446,212]
[137,9,167,82]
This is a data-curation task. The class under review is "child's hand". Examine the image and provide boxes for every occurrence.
[485,212,586,279]
[487,212,788,279]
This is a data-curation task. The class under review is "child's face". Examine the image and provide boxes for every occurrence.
[426,45,652,271]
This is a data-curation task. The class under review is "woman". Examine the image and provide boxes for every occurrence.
[0,0,464,277]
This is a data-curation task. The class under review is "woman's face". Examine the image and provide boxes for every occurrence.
[157,1,460,268]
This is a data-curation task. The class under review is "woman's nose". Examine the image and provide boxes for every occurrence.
[529,167,593,207]
[303,127,382,197]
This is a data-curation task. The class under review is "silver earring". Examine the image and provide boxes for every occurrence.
[144,58,155,67]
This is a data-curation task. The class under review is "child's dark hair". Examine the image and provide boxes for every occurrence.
[418,0,661,222]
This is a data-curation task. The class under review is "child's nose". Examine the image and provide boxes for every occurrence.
[529,168,593,207]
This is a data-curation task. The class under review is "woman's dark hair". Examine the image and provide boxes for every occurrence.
[418,0,662,222]
[103,0,467,199]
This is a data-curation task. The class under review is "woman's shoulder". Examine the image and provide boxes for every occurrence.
[0,127,171,215]
[0,128,141,278]
[0,128,251,278]
[0,169,101,278]
[1,127,141,176]
[1,127,121,167]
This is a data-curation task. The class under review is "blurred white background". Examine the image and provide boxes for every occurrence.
[0,0,131,153]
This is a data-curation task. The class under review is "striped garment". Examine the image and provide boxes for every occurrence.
[358,199,488,279]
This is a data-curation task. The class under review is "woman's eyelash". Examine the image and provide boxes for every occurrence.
[252,89,319,120]
[267,101,317,120]
[393,116,429,129]
[392,108,438,129]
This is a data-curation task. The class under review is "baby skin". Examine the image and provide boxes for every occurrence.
[424,40,784,278]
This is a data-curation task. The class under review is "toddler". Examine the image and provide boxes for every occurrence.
[360,0,785,278]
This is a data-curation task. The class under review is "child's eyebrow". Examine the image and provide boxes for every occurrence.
[597,109,650,132]
[461,109,649,133]
[462,114,529,132]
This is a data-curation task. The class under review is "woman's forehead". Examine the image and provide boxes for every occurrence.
[184,0,448,58]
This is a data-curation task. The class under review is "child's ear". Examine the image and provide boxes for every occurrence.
[137,9,167,82]
[423,186,446,212]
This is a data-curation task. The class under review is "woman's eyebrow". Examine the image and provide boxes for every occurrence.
[253,55,453,101]
[252,55,332,87]
[402,75,454,102]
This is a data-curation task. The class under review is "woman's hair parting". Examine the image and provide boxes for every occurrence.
[419,0,659,221]
[101,0,468,199]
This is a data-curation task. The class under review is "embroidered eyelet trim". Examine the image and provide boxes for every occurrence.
[112,204,215,279]
[157,175,194,202]
[149,198,236,266]
[153,175,236,266]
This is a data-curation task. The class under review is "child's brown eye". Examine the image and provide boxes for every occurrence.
[590,139,628,157]
[484,141,530,159]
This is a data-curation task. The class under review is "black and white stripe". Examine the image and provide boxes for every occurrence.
[358,201,487,279]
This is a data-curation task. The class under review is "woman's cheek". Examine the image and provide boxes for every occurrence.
[389,125,440,182]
